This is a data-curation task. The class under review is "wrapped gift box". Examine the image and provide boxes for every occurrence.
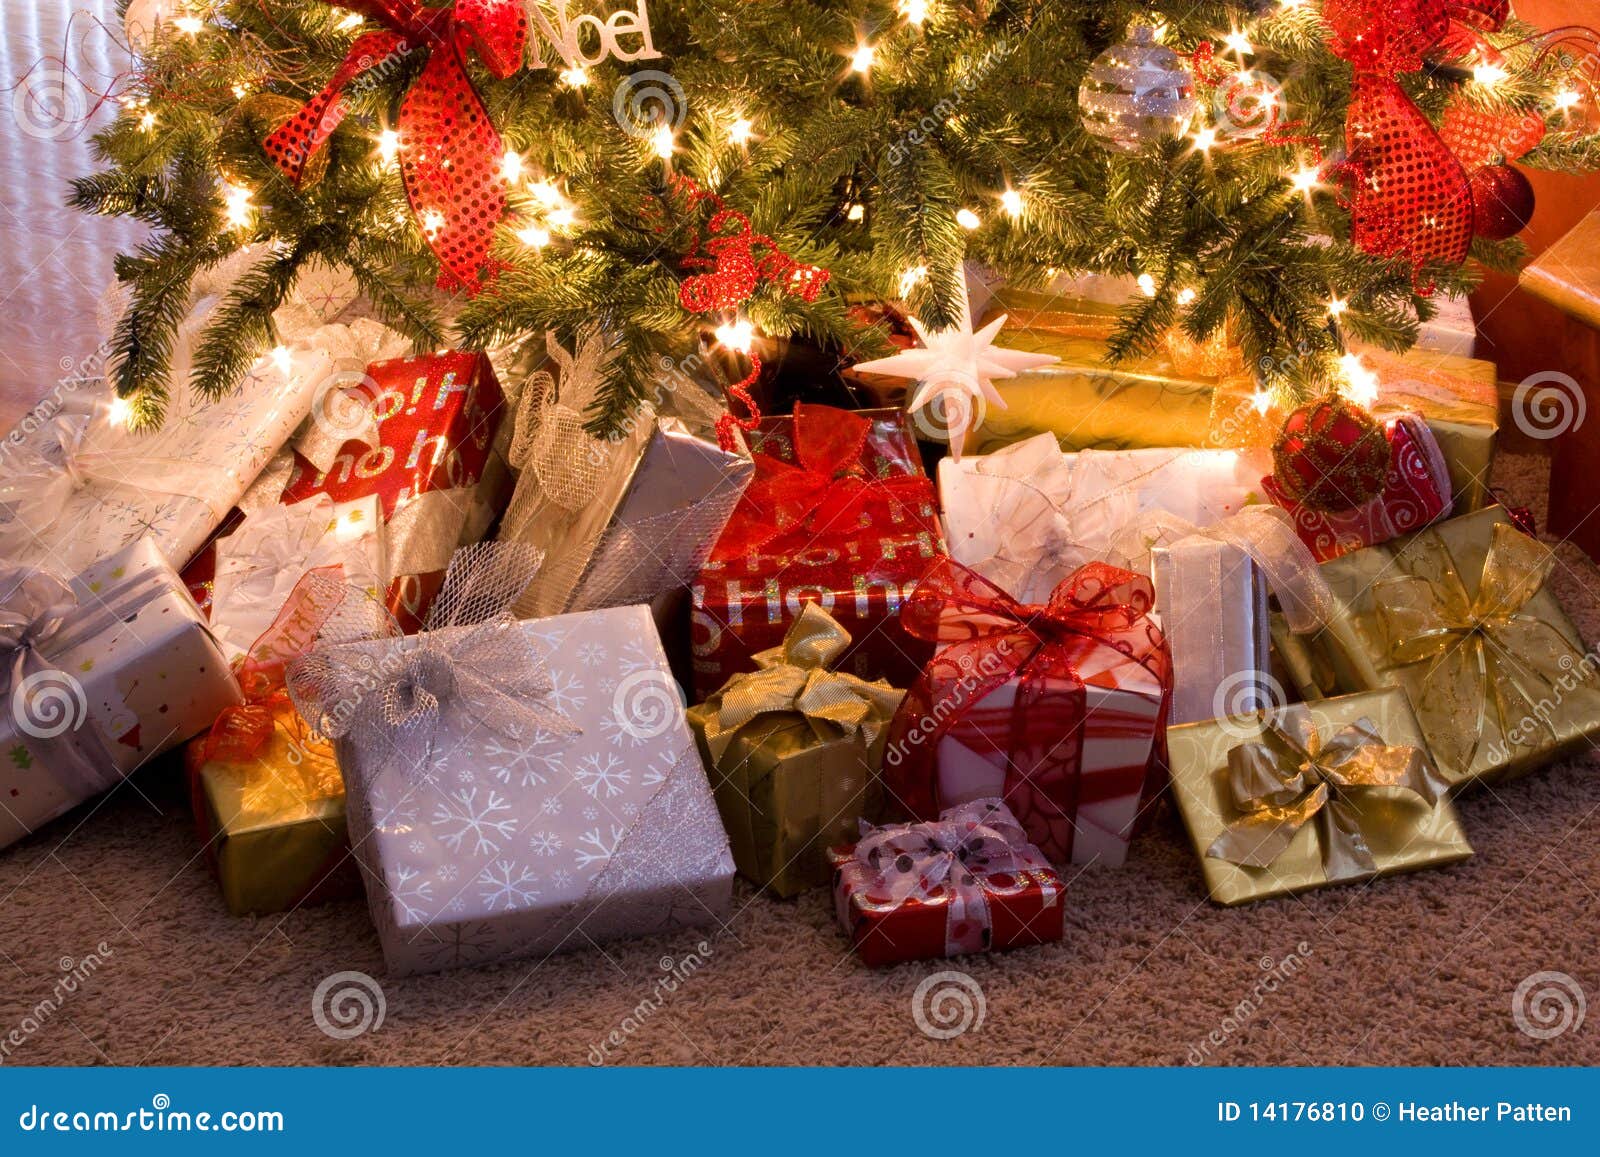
[184,351,508,634]
[883,557,1171,867]
[1167,691,1472,905]
[961,288,1497,514]
[313,602,735,976]
[1,539,242,850]
[187,699,358,916]
[691,404,943,701]
[830,798,1064,967]
[1270,506,1600,790]
[686,605,902,897]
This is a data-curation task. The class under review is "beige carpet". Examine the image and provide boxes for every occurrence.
[0,449,1596,1067]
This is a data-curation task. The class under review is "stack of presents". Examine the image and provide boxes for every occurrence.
[3,270,1592,975]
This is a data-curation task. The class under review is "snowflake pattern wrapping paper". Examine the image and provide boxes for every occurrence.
[334,604,734,975]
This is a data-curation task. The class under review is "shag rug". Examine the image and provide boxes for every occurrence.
[1,449,1597,1068]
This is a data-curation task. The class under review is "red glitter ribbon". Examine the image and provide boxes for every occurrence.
[1322,0,1520,268]
[649,175,832,448]
[263,0,527,293]
[708,402,933,560]
[883,557,1172,864]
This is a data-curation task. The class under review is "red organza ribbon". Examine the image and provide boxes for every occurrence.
[708,402,934,560]
[882,557,1172,863]
[200,567,347,764]
[264,0,527,293]
[1322,0,1513,267]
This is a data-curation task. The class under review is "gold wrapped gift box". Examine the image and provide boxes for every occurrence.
[685,605,901,898]
[1167,691,1472,905]
[1271,506,1600,791]
[963,289,1498,514]
[189,702,359,917]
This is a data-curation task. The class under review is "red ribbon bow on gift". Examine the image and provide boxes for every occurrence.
[708,403,934,560]
[1323,0,1542,268]
[883,557,1172,864]
[264,0,528,293]
[199,567,348,764]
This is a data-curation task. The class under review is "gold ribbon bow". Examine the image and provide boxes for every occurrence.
[698,604,903,762]
[1372,520,1596,779]
[1208,710,1447,879]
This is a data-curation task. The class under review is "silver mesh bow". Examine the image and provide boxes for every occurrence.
[286,543,581,784]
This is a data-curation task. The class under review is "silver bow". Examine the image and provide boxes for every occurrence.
[287,543,580,783]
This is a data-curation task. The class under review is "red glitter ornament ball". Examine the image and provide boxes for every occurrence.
[1470,164,1536,241]
[1271,395,1391,513]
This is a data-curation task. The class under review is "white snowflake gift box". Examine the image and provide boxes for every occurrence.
[289,545,735,976]
[1,538,243,850]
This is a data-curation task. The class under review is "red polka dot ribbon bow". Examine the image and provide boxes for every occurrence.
[1322,0,1539,268]
[843,799,1055,958]
[882,557,1173,865]
[264,0,527,293]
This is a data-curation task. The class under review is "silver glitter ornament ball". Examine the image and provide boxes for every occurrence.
[1078,25,1199,152]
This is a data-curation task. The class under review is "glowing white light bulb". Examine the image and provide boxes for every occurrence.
[1177,287,1196,306]
[851,44,875,74]
[1223,30,1253,56]
[336,11,365,30]
[1252,389,1274,416]
[561,66,589,88]
[715,318,756,354]
[139,111,158,132]
[1193,127,1218,152]
[1327,297,1348,318]
[1473,63,1508,87]
[107,396,134,427]
[1137,273,1157,297]
[1290,165,1321,193]
[500,150,524,183]
[516,224,551,250]
[377,129,401,165]
[174,15,203,36]
[547,206,576,230]
[846,202,866,222]
[651,125,675,159]
[1555,89,1582,112]
[1339,352,1379,406]
[529,180,565,208]
[728,116,753,145]
[956,207,981,230]
[1000,188,1024,218]
[899,265,927,297]
[900,0,929,23]
[222,181,254,229]
[421,209,446,237]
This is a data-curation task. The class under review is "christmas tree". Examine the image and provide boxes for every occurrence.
[77,0,1600,431]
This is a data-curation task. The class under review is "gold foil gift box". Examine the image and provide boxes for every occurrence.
[1167,692,1472,905]
[686,604,903,898]
[1272,506,1600,790]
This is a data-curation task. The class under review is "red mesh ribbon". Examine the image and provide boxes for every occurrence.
[263,0,528,293]
[1323,0,1516,268]
[200,566,348,764]
[708,402,934,560]
[882,557,1172,864]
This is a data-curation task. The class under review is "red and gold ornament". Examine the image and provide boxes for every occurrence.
[1271,395,1392,513]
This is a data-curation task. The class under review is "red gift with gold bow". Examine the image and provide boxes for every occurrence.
[882,557,1173,867]
[690,403,943,700]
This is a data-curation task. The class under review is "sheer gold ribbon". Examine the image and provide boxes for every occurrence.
[1372,521,1594,778]
[698,604,903,763]
[1208,711,1446,877]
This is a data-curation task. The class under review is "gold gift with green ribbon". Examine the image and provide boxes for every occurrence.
[1168,692,1472,905]
[1270,506,1600,790]
[687,604,904,898]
